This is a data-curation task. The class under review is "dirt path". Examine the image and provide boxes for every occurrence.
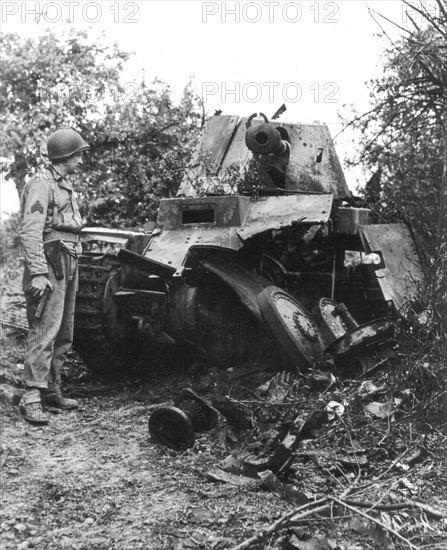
[1,364,294,550]
[2,355,447,550]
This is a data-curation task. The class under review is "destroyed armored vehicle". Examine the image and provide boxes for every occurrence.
[74,112,424,375]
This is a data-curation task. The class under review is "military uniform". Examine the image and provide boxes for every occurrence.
[20,164,83,405]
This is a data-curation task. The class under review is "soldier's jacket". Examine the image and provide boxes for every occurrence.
[20,165,83,276]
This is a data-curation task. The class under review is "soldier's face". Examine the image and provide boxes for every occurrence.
[64,152,84,174]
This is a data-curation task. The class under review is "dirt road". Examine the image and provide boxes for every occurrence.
[2,358,295,550]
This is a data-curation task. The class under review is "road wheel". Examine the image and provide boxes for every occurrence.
[148,405,195,451]
[258,286,324,369]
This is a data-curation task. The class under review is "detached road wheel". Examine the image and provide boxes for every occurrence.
[149,405,195,451]
[258,286,324,369]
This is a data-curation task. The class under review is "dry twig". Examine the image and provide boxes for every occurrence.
[228,499,330,550]
[229,474,361,550]
[332,497,420,550]
[340,498,445,519]
[351,448,412,496]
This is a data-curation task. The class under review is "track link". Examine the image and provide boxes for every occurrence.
[75,253,121,340]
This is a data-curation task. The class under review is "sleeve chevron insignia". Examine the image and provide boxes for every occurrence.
[30,200,44,214]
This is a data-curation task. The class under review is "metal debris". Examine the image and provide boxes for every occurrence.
[149,389,219,451]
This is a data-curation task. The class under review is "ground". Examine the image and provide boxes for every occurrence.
[1,257,447,550]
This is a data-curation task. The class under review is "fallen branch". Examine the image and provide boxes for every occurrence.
[229,474,361,550]
[331,497,420,550]
[406,500,446,520]
[228,498,330,550]
[340,498,445,519]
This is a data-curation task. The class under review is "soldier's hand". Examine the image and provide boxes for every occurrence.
[29,275,54,299]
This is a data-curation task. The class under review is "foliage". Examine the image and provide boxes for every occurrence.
[81,79,202,227]
[341,2,447,399]
[181,152,267,196]
[0,213,22,265]
[0,29,129,191]
[0,30,202,227]
[342,1,447,239]
[400,239,447,395]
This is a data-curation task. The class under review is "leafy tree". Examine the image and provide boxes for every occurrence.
[82,79,202,227]
[0,29,129,192]
[342,0,447,239]
[341,1,447,364]
[0,29,202,227]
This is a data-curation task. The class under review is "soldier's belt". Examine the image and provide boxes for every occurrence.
[43,229,81,243]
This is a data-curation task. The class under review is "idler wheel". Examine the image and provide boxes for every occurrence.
[149,405,195,451]
[258,286,324,368]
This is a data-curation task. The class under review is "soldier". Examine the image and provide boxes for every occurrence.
[19,128,90,424]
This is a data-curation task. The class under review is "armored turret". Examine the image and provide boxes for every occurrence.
[177,112,351,198]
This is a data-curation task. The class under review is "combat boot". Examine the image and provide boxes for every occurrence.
[19,397,50,425]
[42,393,79,410]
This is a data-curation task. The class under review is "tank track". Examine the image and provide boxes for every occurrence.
[74,253,124,374]
[75,252,171,375]
[75,253,121,342]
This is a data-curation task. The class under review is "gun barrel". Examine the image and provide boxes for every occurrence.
[245,121,288,156]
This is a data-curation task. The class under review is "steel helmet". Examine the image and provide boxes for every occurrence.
[47,128,90,161]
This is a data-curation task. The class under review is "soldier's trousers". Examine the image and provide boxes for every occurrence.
[23,247,78,395]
